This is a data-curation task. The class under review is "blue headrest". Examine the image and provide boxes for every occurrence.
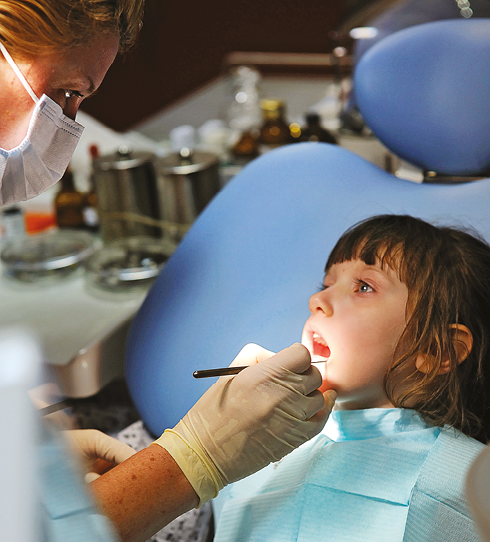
[125,143,490,436]
[354,19,490,175]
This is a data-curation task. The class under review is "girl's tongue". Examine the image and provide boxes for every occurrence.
[312,332,331,359]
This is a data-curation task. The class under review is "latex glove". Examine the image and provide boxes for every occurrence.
[63,429,137,483]
[154,343,336,506]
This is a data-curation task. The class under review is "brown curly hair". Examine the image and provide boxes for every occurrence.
[0,0,145,57]
[326,214,490,443]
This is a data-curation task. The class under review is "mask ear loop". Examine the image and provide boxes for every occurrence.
[0,41,39,104]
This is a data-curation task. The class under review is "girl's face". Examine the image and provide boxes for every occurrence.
[301,258,409,410]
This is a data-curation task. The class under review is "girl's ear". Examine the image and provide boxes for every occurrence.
[415,324,473,375]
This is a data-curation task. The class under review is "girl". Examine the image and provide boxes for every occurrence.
[213,214,490,542]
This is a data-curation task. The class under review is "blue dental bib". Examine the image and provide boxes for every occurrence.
[214,408,483,542]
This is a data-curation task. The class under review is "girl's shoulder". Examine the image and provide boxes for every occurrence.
[406,429,484,539]
[417,428,484,495]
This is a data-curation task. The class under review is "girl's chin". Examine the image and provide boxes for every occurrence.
[319,375,334,394]
[319,381,331,393]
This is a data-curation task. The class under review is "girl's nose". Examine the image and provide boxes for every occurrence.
[308,290,333,316]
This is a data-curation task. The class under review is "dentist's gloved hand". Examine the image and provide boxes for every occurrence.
[153,343,336,506]
[64,429,137,483]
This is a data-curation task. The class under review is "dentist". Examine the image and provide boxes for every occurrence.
[0,2,335,541]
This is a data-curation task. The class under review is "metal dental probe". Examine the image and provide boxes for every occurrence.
[193,366,248,378]
[193,360,325,378]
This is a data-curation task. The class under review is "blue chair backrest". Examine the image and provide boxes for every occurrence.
[125,19,490,437]
[354,18,490,175]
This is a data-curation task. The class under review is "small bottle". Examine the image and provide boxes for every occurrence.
[83,144,100,232]
[259,99,292,150]
[231,129,260,162]
[296,112,338,144]
[54,168,85,229]
[2,205,25,238]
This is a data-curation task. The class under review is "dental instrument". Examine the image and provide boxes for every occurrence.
[193,360,325,378]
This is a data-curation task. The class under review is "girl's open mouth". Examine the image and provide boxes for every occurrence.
[312,332,331,359]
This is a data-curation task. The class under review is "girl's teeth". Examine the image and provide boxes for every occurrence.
[313,332,328,347]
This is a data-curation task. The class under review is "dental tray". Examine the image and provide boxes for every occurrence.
[85,236,175,290]
[0,230,95,282]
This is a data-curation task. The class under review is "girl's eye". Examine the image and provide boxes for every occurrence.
[356,279,374,293]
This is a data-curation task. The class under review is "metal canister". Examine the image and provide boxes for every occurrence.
[155,148,221,241]
[93,146,160,242]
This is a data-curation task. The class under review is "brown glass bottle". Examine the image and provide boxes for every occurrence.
[259,99,292,149]
[297,112,338,144]
[232,129,260,162]
[54,169,85,229]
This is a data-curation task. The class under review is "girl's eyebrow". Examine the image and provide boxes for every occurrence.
[360,263,399,284]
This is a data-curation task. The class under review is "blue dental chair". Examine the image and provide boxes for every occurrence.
[125,18,490,438]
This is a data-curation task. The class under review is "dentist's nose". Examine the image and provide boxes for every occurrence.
[63,100,80,121]
[308,289,333,316]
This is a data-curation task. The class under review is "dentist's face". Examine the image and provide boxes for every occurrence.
[301,259,409,410]
[0,33,118,149]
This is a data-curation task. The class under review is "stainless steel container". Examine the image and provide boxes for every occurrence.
[155,148,221,241]
[94,147,161,242]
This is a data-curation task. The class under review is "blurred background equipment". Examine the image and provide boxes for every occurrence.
[0,329,42,542]
[93,147,161,242]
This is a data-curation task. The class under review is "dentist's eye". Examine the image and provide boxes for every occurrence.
[64,90,84,100]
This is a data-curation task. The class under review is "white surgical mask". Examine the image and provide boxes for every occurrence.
[0,41,84,206]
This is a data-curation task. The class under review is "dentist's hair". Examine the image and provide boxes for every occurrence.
[0,0,145,58]
[326,214,490,443]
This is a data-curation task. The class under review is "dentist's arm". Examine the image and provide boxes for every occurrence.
[89,444,199,542]
[89,343,336,542]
